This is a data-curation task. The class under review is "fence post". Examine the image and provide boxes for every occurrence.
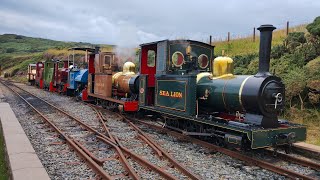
[253,27,256,42]
[209,35,212,45]
[286,21,289,35]
[227,32,230,42]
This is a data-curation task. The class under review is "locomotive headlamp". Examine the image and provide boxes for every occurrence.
[186,45,192,56]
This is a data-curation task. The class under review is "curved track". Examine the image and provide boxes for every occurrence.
[129,117,320,180]
[1,80,199,180]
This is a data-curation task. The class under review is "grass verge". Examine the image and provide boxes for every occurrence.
[213,24,307,56]
[0,124,9,180]
[285,107,320,146]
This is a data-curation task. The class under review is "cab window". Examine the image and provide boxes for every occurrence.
[104,55,112,67]
[147,50,155,67]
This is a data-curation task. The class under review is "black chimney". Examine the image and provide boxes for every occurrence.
[94,46,100,54]
[255,24,276,77]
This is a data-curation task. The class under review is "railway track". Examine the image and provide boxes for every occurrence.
[124,117,320,180]
[1,80,199,180]
[89,104,200,179]
[292,144,320,161]
[2,79,320,180]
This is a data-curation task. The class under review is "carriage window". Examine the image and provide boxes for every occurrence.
[147,50,155,67]
[104,55,112,67]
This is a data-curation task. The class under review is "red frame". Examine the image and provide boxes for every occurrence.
[140,44,157,87]
[124,101,139,111]
[88,54,95,74]
[35,62,44,89]
[140,43,157,105]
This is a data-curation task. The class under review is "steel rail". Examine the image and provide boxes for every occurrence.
[119,114,200,180]
[98,136,178,180]
[95,136,140,179]
[265,149,320,171]
[0,81,112,180]
[91,104,201,180]
[73,139,105,166]
[6,81,183,180]
[135,119,317,180]
[292,144,320,161]
[3,81,140,180]
[89,104,115,142]
[136,133,163,158]
[91,105,192,180]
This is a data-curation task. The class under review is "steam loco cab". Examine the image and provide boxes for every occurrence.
[35,62,44,89]
[84,48,139,111]
[27,63,37,85]
[66,47,93,97]
[138,25,306,150]
[43,59,70,93]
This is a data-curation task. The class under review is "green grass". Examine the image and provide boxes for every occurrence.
[0,33,114,76]
[213,24,307,56]
[284,107,320,146]
[0,34,94,54]
[0,126,9,180]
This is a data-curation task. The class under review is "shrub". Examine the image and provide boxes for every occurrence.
[6,48,15,53]
[282,67,307,109]
[296,43,317,62]
[306,16,320,56]
[14,35,23,39]
[232,53,257,70]
[306,16,320,37]
[286,32,306,53]
[307,80,320,104]
[271,44,287,59]
[243,58,259,74]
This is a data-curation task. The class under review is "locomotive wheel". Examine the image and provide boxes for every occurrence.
[284,144,292,154]
[215,138,226,147]
[241,137,251,151]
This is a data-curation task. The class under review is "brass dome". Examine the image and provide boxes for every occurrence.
[123,62,136,73]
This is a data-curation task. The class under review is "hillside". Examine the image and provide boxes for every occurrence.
[0,34,94,54]
[0,34,113,77]
[213,24,307,56]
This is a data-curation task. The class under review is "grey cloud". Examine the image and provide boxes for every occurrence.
[0,0,319,45]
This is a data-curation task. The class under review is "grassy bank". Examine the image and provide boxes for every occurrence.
[0,126,8,180]
[213,24,307,56]
[284,108,320,145]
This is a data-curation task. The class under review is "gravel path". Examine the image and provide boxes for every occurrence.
[3,82,319,180]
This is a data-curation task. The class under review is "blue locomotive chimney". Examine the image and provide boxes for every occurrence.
[255,24,276,77]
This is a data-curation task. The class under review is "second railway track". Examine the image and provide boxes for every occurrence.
[1,80,200,180]
[123,116,320,180]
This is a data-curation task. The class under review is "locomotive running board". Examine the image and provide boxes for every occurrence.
[88,92,125,104]
[165,125,215,136]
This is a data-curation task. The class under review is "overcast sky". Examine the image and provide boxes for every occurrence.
[0,0,319,46]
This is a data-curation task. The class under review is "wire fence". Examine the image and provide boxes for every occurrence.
[200,19,312,44]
